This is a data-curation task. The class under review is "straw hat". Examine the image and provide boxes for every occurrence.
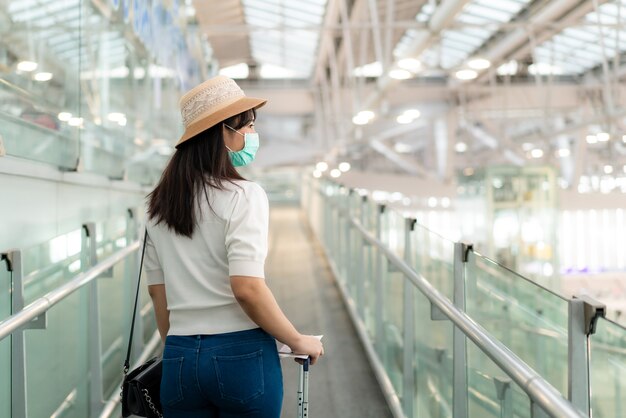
[175,76,267,148]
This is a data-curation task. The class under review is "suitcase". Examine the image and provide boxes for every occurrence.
[296,358,310,418]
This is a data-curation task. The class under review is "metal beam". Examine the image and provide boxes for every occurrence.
[358,0,471,114]
[475,0,609,82]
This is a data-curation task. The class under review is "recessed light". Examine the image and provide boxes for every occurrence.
[17,61,38,72]
[34,72,53,81]
[467,58,491,70]
[455,69,478,80]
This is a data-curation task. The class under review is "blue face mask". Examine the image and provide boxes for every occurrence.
[225,124,259,167]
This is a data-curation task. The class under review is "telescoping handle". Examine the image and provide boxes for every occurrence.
[297,357,310,418]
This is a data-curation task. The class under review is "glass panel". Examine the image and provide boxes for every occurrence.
[412,224,455,300]
[381,208,405,259]
[21,228,84,304]
[468,338,532,418]
[24,286,90,417]
[95,216,127,260]
[0,263,11,418]
[99,254,132,397]
[466,252,569,397]
[590,318,626,418]
[412,284,454,417]
[380,255,404,398]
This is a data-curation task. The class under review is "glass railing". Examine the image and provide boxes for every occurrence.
[466,252,570,396]
[0,208,158,418]
[305,176,617,418]
[590,318,626,418]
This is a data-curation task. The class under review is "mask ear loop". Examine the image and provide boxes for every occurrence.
[223,123,244,152]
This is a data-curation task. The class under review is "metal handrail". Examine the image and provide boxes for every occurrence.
[0,241,140,342]
[348,216,585,418]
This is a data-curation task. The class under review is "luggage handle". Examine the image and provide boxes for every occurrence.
[297,357,310,418]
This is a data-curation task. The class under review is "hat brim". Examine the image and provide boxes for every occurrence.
[175,96,267,148]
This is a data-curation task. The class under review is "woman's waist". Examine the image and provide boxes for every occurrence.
[167,304,257,336]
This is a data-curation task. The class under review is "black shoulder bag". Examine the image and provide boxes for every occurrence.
[121,229,163,418]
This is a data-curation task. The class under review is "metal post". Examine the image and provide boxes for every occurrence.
[83,222,104,417]
[494,377,513,418]
[402,217,416,417]
[453,242,471,418]
[374,205,385,357]
[568,295,606,415]
[356,196,367,319]
[6,250,27,418]
[345,190,354,292]
[125,209,143,358]
[531,401,550,418]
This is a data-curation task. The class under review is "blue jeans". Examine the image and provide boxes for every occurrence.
[160,328,283,418]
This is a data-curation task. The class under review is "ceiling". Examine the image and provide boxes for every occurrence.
[191,0,626,193]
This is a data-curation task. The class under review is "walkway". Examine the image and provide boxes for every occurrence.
[266,205,392,418]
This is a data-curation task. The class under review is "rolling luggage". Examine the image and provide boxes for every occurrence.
[296,358,310,418]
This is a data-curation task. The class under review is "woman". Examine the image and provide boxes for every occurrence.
[143,75,324,417]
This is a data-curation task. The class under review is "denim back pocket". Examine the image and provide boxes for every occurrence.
[213,349,264,403]
[160,357,184,406]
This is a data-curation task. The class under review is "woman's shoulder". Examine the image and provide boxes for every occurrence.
[223,179,266,197]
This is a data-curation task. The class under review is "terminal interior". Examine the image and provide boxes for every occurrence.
[1,0,626,417]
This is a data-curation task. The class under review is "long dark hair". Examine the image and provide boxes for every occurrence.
[147,109,256,237]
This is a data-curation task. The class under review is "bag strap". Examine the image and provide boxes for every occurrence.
[124,228,149,375]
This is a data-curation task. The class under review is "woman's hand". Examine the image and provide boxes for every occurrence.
[290,335,324,365]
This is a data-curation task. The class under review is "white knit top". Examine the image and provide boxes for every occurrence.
[144,180,268,336]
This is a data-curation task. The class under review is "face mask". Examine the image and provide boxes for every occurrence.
[224,124,259,167]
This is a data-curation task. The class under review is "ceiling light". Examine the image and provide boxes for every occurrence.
[338,162,351,172]
[557,148,570,158]
[531,149,544,158]
[586,135,598,144]
[394,142,412,153]
[358,110,375,120]
[17,61,38,72]
[134,67,146,79]
[441,197,451,208]
[604,165,614,174]
[313,170,322,178]
[497,60,518,76]
[467,58,491,70]
[352,115,369,125]
[396,114,413,124]
[58,112,72,122]
[389,69,412,80]
[68,117,83,127]
[107,112,126,122]
[402,109,420,119]
[397,58,421,72]
[455,142,468,153]
[330,169,341,178]
[118,117,127,127]
[528,63,563,76]
[316,162,328,172]
[353,61,383,77]
[428,197,437,208]
[219,63,249,79]
[353,110,374,125]
[34,72,53,81]
[455,69,478,80]
[597,132,610,142]
[260,64,296,79]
